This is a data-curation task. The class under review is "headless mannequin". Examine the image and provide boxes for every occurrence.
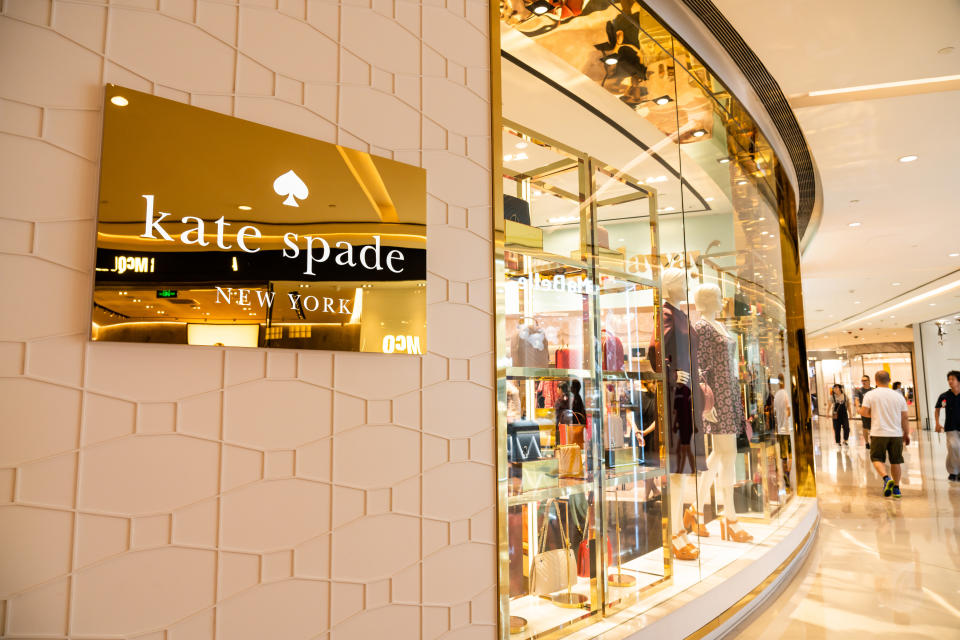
[661,269,695,547]
[692,284,752,542]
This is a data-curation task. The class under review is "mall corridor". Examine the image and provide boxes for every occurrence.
[732,417,960,639]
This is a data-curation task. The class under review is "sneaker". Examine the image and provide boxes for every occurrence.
[892,486,902,499]
[882,476,894,497]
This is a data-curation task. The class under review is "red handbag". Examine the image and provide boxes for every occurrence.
[577,534,613,577]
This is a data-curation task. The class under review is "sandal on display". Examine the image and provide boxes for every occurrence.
[671,532,699,561]
[683,507,709,537]
[720,517,753,543]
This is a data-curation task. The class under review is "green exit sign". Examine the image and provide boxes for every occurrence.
[156,289,178,299]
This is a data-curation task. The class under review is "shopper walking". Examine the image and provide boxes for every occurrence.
[830,384,850,446]
[860,370,910,498]
[853,375,873,449]
[934,370,960,481]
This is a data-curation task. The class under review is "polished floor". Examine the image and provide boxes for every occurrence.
[732,416,960,639]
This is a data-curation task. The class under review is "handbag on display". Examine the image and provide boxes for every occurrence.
[511,321,550,368]
[522,458,559,492]
[503,195,531,225]
[557,444,584,478]
[576,533,613,577]
[508,420,541,463]
[555,347,582,369]
[736,427,750,453]
[530,500,578,595]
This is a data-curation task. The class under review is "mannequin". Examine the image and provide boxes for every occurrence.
[691,284,752,543]
[649,267,706,560]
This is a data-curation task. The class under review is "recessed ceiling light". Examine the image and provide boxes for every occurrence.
[238,205,252,211]
[950,252,960,257]
[604,55,618,65]
[533,4,549,13]
[929,303,937,306]
[737,180,748,185]
[898,154,918,163]
[705,197,714,202]
[849,222,861,227]
[854,301,861,304]
[110,96,129,107]
[692,129,707,138]
[758,217,765,221]
[515,141,528,149]
[892,282,901,286]
[718,158,731,164]
[654,96,672,105]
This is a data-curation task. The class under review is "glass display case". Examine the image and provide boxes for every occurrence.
[500,124,669,638]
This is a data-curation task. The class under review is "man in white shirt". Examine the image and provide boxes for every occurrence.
[773,374,793,486]
[859,370,910,499]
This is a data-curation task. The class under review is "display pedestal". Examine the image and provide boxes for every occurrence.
[551,592,589,608]
[608,572,637,587]
[509,616,528,634]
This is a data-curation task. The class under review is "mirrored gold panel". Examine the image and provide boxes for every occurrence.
[92,85,426,353]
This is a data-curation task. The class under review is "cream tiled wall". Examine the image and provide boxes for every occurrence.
[0,1,495,638]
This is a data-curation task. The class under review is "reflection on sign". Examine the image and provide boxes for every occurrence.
[382,335,423,355]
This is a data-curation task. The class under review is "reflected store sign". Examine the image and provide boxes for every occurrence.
[91,85,427,353]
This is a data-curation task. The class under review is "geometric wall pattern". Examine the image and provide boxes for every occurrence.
[0,1,495,637]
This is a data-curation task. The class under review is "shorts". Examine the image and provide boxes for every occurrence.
[870,436,904,464]
[862,417,871,430]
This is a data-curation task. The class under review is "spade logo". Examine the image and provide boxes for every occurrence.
[273,170,309,207]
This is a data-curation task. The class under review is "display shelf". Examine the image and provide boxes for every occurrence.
[595,265,658,289]
[503,247,590,274]
[601,370,664,383]
[507,466,665,506]
[507,366,593,380]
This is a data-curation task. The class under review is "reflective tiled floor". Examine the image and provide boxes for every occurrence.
[733,416,960,638]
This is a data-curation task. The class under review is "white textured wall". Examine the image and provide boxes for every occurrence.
[0,1,495,638]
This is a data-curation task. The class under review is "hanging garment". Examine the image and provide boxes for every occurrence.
[601,330,625,371]
[693,320,746,436]
[647,302,706,474]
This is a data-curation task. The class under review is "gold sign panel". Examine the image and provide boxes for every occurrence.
[92,85,426,353]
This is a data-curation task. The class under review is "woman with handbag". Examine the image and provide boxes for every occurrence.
[831,383,851,446]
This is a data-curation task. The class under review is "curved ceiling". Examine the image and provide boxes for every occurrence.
[712,0,960,344]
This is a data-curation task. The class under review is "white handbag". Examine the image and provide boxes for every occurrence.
[530,500,578,595]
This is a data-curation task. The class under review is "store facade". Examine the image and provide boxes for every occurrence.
[0,1,816,639]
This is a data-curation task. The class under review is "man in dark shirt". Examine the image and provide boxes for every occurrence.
[934,370,960,481]
[853,375,873,449]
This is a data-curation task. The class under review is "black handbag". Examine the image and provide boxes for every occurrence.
[736,427,750,453]
[503,195,531,225]
[508,420,541,463]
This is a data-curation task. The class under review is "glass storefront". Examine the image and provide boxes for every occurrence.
[495,1,809,637]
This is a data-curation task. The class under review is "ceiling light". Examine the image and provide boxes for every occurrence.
[654,96,672,105]
[808,74,960,97]
[929,303,937,306]
[705,197,714,202]
[503,154,512,162]
[758,217,765,221]
[660,206,675,212]
[604,55,619,65]
[950,252,960,257]
[718,157,730,164]
[892,282,901,286]
[898,154,918,163]
[692,129,707,138]
[515,141,528,149]
[238,205,252,211]
[110,96,129,107]
[737,180,748,186]
[848,222,861,227]
[854,301,861,304]
[531,1,550,14]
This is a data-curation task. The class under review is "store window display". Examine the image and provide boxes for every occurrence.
[495,0,813,637]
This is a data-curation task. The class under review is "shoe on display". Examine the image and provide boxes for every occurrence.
[720,517,754,543]
[683,507,709,537]
[892,486,902,499]
[882,476,894,497]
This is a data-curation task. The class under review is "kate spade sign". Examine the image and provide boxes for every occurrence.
[92,85,426,352]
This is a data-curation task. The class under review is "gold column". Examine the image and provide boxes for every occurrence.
[776,168,816,498]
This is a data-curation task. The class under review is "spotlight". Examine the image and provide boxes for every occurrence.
[654,95,672,105]
[718,157,731,164]
[110,96,129,107]
[238,205,252,211]
[604,55,619,65]
[692,129,706,138]
[529,0,552,14]
[898,154,918,163]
